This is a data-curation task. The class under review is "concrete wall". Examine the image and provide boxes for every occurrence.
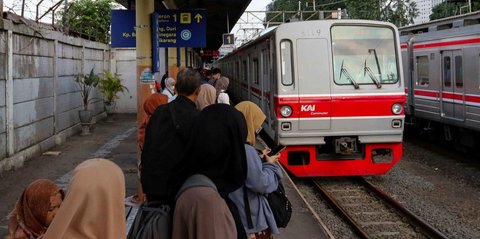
[110,48,137,113]
[0,18,133,172]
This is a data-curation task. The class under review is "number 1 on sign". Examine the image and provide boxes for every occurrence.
[227,35,231,44]
[173,14,177,22]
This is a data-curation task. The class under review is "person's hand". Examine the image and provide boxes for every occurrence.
[260,148,271,158]
[265,153,280,164]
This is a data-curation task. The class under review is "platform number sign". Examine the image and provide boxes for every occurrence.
[223,34,234,45]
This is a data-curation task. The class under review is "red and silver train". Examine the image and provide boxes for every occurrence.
[215,20,406,177]
[399,11,480,148]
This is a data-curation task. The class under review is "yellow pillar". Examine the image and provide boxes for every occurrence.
[136,0,154,139]
[168,48,179,79]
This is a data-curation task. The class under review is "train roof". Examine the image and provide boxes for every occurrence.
[399,11,480,36]
[219,19,397,61]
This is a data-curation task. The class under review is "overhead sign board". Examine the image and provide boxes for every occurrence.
[223,33,234,45]
[152,9,207,48]
[111,10,136,48]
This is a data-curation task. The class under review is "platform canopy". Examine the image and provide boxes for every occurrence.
[115,0,252,52]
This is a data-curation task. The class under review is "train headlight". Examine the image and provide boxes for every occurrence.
[391,103,403,115]
[280,106,293,117]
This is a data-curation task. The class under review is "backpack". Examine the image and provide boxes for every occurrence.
[266,181,292,228]
[127,201,172,239]
[127,175,216,239]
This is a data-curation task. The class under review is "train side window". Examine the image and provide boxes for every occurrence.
[236,62,240,80]
[280,40,294,86]
[455,56,463,87]
[416,56,429,86]
[242,60,247,82]
[262,49,269,89]
[253,58,259,85]
[443,56,451,86]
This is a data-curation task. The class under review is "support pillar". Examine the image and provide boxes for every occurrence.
[136,0,155,136]
[6,31,14,156]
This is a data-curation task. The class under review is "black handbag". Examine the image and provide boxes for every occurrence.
[244,180,292,229]
[266,181,292,228]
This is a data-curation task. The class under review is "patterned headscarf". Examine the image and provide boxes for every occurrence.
[235,101,266,146]
[43,159,125,239]
[8,179,64,239]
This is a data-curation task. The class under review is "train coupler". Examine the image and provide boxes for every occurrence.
[335,137,358,155]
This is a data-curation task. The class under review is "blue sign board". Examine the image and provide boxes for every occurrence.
[111,10,136,48]
[152,9,207,48]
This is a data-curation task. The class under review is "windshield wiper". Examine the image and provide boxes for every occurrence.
[340,60,359,89]
[364,60,382,89]
[367,49,383,88]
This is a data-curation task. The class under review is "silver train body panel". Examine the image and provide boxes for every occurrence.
[400,11,480,133]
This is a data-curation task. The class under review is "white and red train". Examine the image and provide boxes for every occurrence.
[215,20,406,177]
[399,11,480,148]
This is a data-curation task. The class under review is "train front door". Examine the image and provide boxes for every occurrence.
[441,50,465,120]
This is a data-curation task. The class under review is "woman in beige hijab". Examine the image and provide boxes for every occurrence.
[196,84,217,110]
[43,158,126,239]
[235,101,266,146]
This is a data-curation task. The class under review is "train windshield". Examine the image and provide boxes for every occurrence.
[331,25,399,87]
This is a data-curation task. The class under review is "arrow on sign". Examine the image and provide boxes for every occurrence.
[194,13,202,23]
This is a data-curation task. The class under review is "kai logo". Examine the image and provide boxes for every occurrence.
[301,105,316,112]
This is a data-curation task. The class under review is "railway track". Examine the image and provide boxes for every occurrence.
[311,177,448,239]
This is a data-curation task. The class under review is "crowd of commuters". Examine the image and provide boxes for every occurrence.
[7,67,282,239]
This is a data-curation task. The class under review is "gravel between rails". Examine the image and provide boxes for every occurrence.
[292,139,480,239]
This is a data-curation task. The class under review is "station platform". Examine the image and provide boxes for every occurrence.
[0,114,331,239]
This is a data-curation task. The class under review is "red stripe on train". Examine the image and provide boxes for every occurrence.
[274,95,406,118]
[465,95,480,103]
[414,89,437,97]
[413,38,480,49]
[414,89,480,103]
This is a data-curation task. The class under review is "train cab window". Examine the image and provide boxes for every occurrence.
[443,56,451,86]
[416,56,429,86]
[280,40,294,86]
[455,56,463,87]
[331,26,399,86]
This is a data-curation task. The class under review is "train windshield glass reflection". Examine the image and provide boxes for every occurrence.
[331,26,399,86]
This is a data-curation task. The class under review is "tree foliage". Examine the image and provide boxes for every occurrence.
[265,0,418,27]
[57,0,113,44]
[430,1,480,21]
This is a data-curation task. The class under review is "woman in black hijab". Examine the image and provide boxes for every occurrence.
[170,104,248,239]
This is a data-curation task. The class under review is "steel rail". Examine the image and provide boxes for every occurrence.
[356,177,449,239]
[311,180,371,239]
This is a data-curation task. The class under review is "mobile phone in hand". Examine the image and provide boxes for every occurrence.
[268,144,286,156]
